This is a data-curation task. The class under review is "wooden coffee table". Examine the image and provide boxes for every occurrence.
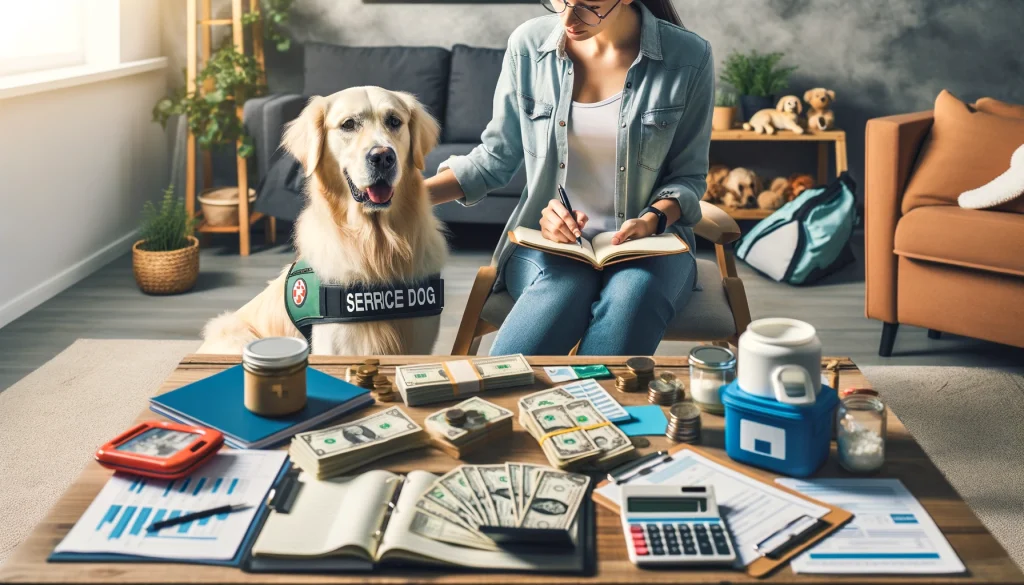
[1,355,1020,584]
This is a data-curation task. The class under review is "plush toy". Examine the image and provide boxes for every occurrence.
[703,182,730,204]
[757,177,792,210]
[722,167,762,208]
[702,164,731,203]
[788,173,816,198]
[804,88,836,131]
[708,164,730,187]
[742,95,805,135]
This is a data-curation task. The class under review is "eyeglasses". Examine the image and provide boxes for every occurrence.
[540,0,622,27]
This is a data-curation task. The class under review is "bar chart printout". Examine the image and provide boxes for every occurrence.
[54,451,287,561]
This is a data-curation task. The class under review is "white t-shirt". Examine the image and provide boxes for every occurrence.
[565,92,622,240]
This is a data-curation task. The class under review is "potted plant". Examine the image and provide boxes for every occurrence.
[720,50,797,122]
[713,88,738,131]
[133,186,200,295]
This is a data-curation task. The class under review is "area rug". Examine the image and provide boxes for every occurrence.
[863,365,1024,569]
[0,339,200,564]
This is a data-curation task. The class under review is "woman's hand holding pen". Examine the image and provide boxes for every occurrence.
[540,199,589,244]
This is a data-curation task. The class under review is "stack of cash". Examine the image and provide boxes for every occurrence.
[424,397,514,459]
[289,407,427,479]
[517,388,636,471]
[395,354,534,407]
[410,462,590,549]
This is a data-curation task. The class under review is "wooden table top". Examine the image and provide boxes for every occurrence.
[2,355,1020,585]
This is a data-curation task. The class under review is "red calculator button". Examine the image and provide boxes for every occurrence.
[635,546,649,556]
[632,536,647,545]
[630,525,643,533]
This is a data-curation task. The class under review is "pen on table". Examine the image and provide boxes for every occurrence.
[556,184,584,247]
[147,503,251,533]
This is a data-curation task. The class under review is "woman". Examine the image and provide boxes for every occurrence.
[426,0,714,355]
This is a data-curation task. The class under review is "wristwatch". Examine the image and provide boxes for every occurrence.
[639,206,667,235]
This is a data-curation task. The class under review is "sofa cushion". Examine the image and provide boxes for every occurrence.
[902,90,1024,215]
[303,43,451,122]
[976,97,1024,120]
[444,44,505,143]
[424,142,525,197]
[894,206,1024,277]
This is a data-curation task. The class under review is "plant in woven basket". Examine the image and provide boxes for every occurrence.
[138,185,198,252]
[720,50,796,98]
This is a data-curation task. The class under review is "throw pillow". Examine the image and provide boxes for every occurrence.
[975,97,1024,120]
[902,90,1024,214]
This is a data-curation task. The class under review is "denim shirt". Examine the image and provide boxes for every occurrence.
[441,3,714,290]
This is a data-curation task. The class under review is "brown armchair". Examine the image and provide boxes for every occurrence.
[865,107,1024,356]
[451,201,752,355]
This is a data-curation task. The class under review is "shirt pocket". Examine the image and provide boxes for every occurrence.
[519,93,554,159]
[638,105,685,172]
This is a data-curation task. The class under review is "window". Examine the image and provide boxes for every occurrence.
[0,0,89,77]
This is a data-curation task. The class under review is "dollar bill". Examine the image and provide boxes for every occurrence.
[296,408,420,457]
[477,465,517,527]
[438,468,488,526]
[527,403,601,461]
[395,364,450,388]
[423,483,481,530]
[519,470,590,530]
[473,355,533,378]
[518,387,576,411]
[565,400,631,460]
[520,464,547,516]
[415,495,480,534]
[396,355,534,407]
[409,511,498,551]
[506,462,523,521]
[461,466,498,526]
[424,397,512,442]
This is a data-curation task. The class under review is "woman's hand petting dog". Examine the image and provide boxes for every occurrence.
[540,199,589,243]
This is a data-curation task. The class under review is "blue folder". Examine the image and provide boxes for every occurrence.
[149,365,374,449]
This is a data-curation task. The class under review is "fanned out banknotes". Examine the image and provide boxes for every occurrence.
[424,397,514,458]
[410,463,590,550]
[518,388,637,471]
[289,407,427,479]
[395,354,534,407]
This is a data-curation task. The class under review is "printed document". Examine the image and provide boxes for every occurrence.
[776,478,965,574]
[54,450,287,561]
[594,450,829,567]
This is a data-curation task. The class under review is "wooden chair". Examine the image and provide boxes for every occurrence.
[451,201,753,355]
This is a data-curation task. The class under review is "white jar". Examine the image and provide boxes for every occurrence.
[737,318,821,400]
[688,346,735,415]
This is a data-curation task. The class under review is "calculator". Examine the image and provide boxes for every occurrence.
[620,484,737,567]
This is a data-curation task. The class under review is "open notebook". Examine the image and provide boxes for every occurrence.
[245,469,590,574]
[509,226,689,269]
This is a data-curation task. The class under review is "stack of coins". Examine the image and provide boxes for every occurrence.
[353,359,380,389]
[614,371,639,393]
[444,407,467,427]
[648,378,682,405]
[372,374,398,402]
[666,402,702,443]
[626,357,655,390]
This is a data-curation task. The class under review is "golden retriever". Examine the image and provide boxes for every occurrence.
[198,87,449,355]
[742,95,805,135]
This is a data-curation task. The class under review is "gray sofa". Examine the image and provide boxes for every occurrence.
[245,42,526,225]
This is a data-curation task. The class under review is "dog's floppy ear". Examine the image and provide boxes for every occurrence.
[803,89,814,103]
[776,97,788,112]
[826,89,836,102]
[397,92,440,171]
[794,99,803,114]
[283,96,327,178]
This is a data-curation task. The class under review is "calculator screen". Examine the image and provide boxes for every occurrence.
[116,428,197,458]
[627,497,707,513]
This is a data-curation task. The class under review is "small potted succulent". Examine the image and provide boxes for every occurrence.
[713,88,738,131]
[720,50,797,122]
[132,186,199,295]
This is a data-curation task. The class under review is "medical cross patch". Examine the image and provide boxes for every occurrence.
[292,278,308,307]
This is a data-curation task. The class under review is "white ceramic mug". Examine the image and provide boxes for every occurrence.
[737,318,822,403]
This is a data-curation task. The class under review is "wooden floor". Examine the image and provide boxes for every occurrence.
[2,227,1021,393]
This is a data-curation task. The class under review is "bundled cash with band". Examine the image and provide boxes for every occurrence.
[395,354,533,407]
[410,462,590,550]
[289,407,427,479]
[518,388,637,471]
[424,397,514,458]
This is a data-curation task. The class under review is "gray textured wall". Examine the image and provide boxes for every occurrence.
[162,0,1024,198]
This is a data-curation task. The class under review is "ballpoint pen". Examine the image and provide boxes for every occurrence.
[556,184,584,247]
[147,503,251,532]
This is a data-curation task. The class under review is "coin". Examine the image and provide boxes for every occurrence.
[373,374,388,384]
[445,408,467,427]
[364,358,380,366]
[631,437,651,448]
[625,356,655,373]
[659,371,677,382]
[669,402,701,421]
[465,409,486,426]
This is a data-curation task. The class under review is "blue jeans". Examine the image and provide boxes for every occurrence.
[490,247,697,356]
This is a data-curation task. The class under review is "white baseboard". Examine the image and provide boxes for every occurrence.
[0,230,139,330]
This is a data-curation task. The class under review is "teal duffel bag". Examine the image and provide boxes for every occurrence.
[735,172,857,285]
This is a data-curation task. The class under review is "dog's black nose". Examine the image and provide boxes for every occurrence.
[366,147,396,171]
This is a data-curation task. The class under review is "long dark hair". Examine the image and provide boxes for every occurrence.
[636,0,683,27]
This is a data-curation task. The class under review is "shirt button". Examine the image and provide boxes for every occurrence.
[568,69,573,75]
[617,213,625,218]
[619,166,625,172]
[621,122,626,128]
[626,82,632,89]
[559,162,565,169]
[559,120,566,127]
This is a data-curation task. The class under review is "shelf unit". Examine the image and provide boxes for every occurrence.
[710,128,848,221]
[184,0,276,256]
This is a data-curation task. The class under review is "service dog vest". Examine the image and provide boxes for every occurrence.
[285,260,444,333]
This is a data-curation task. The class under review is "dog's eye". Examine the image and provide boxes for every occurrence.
[340,119,356,131]
[386,115,402,130]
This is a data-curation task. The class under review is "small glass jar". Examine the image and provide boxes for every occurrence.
[688,346,736,415]
[836,388,887,473]
[243,337,309,417]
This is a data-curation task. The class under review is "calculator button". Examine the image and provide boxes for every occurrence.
[635,545,649,556]
[709,523,723,533]
[714,539,731,555]
[646,523,658,531]
[668,545,681,555]
[630,525,643,533]
[693,524,707,533]
[683,544,697,555]
[677,524,692,534]
[652,546,666,556]
[698,540,714,555]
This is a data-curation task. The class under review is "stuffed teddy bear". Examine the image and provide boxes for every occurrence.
[804,88,836,131]
[757,177,793,210]
[788,173,816,198]
[742,95,805,135]
[702,164,731,203]
[722,167,762,208]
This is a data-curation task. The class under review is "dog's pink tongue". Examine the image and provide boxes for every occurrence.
[366,184,393,204]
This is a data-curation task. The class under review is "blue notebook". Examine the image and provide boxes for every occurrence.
[150,366,373,449]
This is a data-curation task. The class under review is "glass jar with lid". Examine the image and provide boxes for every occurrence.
[836,388,887,473]
[243,337,309,417]
[688,346,736,415]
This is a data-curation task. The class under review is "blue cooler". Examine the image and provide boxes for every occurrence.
[720,380,838,477]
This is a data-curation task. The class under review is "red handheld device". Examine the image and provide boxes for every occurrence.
[95,421,224,479]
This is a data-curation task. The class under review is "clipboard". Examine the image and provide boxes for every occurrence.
[593,443,852,579]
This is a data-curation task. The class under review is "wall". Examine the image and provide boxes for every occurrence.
[0,3,168,329]
[162,0,1024,197]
